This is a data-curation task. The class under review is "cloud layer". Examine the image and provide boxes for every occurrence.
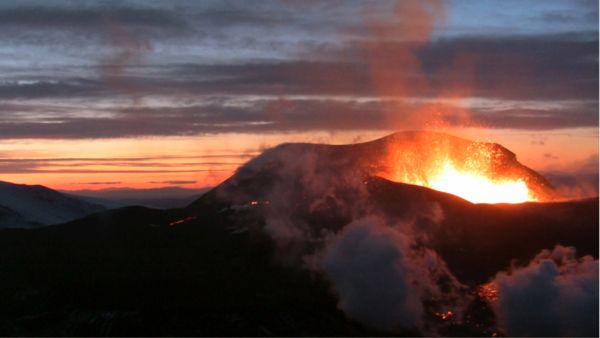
[0,1,597,139]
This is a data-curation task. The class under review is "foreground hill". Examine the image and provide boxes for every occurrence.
[0,181,107,229]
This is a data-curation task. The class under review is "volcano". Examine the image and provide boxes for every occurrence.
[196,131,557,207]
[0,131,597,336]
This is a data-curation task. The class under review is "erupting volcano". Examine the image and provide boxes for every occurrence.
[1,0,597,336]
[379,133,544,203]
[221,131,557,209]
[0,131,597,337]
[368,131,555,203]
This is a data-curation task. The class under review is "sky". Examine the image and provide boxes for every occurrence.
[0,0,597,190]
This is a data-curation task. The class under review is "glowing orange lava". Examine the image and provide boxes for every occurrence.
[420,162,534,204]
[435,310,455,321]
[477,283,499,303]
[380,134,542,204]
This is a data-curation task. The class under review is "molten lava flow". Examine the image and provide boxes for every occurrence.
[435,310,455,321]
[169,216,197,227]
[380,134,544,203]
[425,162,533,204]
[477,283,499,302]
[388,159,537,204]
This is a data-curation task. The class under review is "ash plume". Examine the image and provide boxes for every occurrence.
[100,19,153,108]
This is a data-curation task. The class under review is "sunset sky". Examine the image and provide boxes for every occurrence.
[0,0,597,190]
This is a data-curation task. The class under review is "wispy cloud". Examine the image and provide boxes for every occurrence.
[0,1,596,139]
[0,97,596,139]
[0,155,250,174]
[149,180,197,185]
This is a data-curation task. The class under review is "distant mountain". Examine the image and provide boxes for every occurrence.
[66,186,211,209]
[0,181,108,229]
[0,132,597,336]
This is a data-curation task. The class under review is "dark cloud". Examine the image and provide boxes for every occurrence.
[537,1,599,25]
[31,161,240,168]
[0,168,227,174]
[1,33,596,102]
[0,155,248,174]
[0,79,106,99]
[149,180,196,185]
[165,32,599,100]
[419,32,598,100]
[0,98,596,139]
[81,181,122,185]
[192,7,284,29]
[471,106,599,130]
[0,154,253,162]
[0,2,319,36]
[0,1,327,54]
[0,2,596,138]
[0,5,184,31]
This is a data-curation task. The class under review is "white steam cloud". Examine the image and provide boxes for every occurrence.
[491,245,599,337]
[321,217,422,331]
[320,217,466,333]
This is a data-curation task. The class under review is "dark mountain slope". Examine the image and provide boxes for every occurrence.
[364,177,598,283]
[1,177,595,335]
[0,131,596,336]
[0,205,381,336]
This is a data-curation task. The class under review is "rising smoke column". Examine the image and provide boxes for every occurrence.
[363,0,473,130]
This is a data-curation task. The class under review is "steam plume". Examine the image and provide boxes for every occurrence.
[490,245,599,337]
[320,217,469,333]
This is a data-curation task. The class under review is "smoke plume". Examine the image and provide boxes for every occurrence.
[362,0,473,130]
[101,19,153,108]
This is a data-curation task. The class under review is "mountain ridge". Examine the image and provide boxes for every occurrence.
[0,180,107,229]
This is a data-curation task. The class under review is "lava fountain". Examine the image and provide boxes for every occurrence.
[376,131,551,203]
[408,161,534,203]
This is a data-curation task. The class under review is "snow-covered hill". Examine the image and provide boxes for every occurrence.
[0,181,107,229]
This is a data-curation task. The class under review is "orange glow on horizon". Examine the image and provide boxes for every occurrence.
[0,131,388,190]
[0,128,596,193]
